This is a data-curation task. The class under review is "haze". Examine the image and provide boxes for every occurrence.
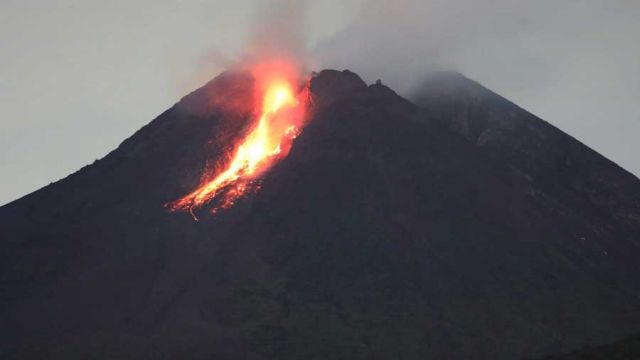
[2,0,639,205]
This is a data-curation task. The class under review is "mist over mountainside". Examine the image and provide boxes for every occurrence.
[1,69,639,360]
[529,334,640,360]
[411,72,640,252]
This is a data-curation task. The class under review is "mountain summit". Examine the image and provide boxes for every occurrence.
[1,69,639,360]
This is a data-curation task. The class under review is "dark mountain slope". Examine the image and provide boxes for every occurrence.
[0,71,260,359]
[410,72,640,249]
[530,334,640,360]
[1,70,639,360]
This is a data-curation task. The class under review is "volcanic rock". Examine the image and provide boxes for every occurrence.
[1,69,639,360]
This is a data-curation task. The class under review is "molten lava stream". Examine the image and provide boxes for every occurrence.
[168,74,309,219]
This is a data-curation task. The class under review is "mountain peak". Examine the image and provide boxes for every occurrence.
[310,69,367,107]
[1,68,640,360]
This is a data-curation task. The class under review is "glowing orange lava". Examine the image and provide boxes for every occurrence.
[168,62,309,219]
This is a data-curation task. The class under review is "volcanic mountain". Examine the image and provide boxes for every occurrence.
[1,69,639,360]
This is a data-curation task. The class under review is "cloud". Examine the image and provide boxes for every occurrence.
[245,0,309,63]
[313,0,639,93]
[311,0,640,175]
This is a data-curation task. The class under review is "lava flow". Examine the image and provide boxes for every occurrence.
[168,62,309,219]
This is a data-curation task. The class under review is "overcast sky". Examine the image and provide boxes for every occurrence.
[1,0,639,205]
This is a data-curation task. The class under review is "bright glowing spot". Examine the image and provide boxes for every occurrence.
[167,62,309,219]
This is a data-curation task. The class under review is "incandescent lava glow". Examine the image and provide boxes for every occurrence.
[167,61,310,219]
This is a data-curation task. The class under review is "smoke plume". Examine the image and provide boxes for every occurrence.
[310,0,640,176]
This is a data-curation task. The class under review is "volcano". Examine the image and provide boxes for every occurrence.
[1,69,640,360]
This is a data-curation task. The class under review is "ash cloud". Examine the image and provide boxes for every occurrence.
[245,0,309,64]
[312,0,640,176]
[189,0,311,86]
[314,0,638,92]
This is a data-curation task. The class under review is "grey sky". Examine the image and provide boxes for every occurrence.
[1,0,639,205]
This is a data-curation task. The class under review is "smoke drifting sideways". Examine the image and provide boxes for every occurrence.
[310,0,640,177]
[314,0,639,92]
[201,0,311,79]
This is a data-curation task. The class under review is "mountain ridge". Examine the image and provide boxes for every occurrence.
[1,69,639,360]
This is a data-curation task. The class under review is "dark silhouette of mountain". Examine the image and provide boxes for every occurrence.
[410,72,640,245]
[529,334,640,359]
[1,69,639,360]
